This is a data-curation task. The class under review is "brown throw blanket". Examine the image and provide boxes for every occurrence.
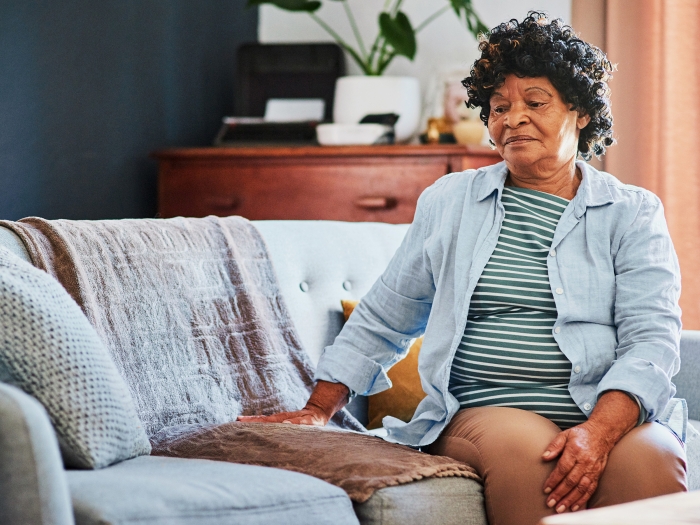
[151,422,479,503]
[2,215,361,433]
[3,215,478,499]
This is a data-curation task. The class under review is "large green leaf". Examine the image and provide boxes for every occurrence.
[378,11,416,60]
[449,0,466,17]
[246,0,321,12]
[449,0,488,38]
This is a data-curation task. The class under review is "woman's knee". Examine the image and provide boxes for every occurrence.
[590,422,687,508]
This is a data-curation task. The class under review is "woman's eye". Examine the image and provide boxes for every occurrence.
[492,106,507,114]
[529,101,545,108]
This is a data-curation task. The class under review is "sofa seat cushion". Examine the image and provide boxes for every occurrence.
[66,455,359,525]
[354,477,486,525]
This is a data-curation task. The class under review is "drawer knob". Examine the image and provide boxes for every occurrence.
[353,197,397,210]
[205,196,240,211]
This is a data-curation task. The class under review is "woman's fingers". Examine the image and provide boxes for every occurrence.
[549,471,597,513]
[237,408,326,426]
[546,463,586,512]
[543,442,576,494]
[542,430,568,462]
[237,413,293,423]
[569,477,598,512]
[237,410,312,424]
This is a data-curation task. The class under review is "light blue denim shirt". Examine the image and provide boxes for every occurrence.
[315,160,683,447]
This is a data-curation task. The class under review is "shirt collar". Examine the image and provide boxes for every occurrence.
[475,160,615,216]
[572,160,615,218]
[476,161,509,202]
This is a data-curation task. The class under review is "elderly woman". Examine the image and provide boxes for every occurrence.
[240,13,687,525]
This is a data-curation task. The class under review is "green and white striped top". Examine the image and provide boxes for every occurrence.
[448,185,587,429]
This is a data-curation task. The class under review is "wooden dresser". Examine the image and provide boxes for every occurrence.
[153,144,501,224]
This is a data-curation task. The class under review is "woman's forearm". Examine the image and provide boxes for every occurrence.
[584,390,640,446]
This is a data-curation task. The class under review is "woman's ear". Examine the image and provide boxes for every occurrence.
[577,112,591,129]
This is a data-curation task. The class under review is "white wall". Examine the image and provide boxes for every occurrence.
[259,1,572,98]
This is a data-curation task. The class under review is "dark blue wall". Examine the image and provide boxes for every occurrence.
[0,2,258,220]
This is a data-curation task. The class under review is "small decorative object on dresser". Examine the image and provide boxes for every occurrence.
[153,144,501,223]
[452,119,485,145]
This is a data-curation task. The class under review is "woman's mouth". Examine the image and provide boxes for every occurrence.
[505,136,536,145]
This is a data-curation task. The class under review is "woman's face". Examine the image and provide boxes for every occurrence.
[487,74,590,174]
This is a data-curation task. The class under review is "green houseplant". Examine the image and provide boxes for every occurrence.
[248,0,488,76]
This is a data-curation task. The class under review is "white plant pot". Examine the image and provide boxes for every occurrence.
[333,76,421,143]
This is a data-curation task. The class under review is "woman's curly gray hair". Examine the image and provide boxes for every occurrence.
[464,12,614,160]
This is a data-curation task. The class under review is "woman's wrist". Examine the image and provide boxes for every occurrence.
[585,390,640,447]
[304,380,350,423]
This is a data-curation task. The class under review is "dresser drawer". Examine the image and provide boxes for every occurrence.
[160,159,450,223]
[155,145,501,223]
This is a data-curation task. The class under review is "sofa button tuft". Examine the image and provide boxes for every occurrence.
[299,281,309,292]
[343,280,353,291]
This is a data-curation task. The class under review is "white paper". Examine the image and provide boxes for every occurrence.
[264,98,325,122]
[222,117,265,125]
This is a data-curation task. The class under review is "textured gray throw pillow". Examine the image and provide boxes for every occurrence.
[0,247,151,468]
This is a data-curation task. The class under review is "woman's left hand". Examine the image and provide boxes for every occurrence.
[541,421,614,513]
[541,390,640,513]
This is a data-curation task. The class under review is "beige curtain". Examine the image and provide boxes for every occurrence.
[604,0,700,329]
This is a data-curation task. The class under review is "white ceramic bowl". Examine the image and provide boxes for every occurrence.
[316,123,389,146]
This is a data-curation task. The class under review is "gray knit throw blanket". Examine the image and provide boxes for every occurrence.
[2,216,362,436]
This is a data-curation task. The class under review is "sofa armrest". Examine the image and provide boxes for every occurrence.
[675,331,700,421]
[0,383,74,525]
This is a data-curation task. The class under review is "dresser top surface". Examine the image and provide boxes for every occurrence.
[152,144,501,160]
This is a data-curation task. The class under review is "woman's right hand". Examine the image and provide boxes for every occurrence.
[236,380,350,426]
[237,405,330,426]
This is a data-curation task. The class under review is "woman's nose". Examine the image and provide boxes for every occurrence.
[504,104,529,128]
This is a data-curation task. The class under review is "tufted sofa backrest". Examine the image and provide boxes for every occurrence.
[253,220,409,365]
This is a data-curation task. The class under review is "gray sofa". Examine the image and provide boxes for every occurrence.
[0,219,698,525]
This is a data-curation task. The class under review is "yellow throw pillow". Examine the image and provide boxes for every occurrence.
[341,300,426,430]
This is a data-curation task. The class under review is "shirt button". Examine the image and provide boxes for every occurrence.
[555,287,564,295]
[550,249,556,257]
[554,326,561,334]
[299,281,310,292]
[583,402,592,411]
[574,365,581,373]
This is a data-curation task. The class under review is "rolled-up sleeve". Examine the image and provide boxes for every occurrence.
[314,188,436,395]
[597,195,682,420]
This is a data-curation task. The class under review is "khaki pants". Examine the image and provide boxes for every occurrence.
[426,407,686,525]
